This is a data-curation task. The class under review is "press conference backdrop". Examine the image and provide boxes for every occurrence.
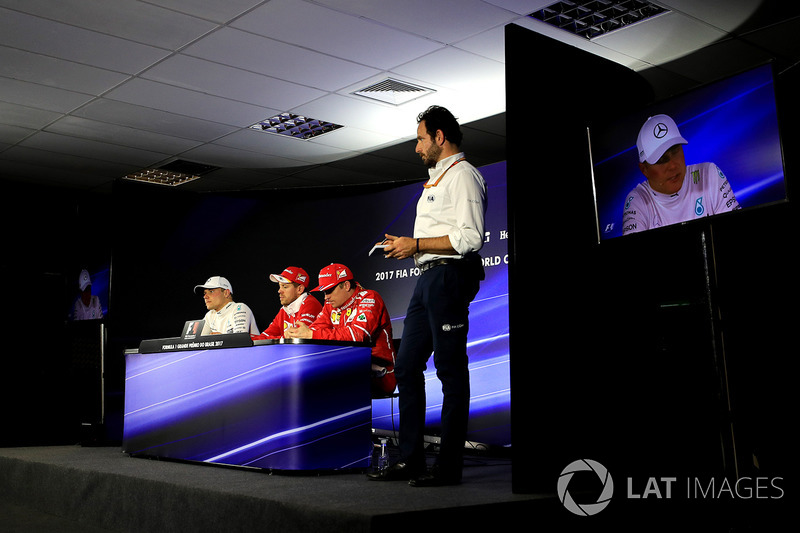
[111,160,510,447]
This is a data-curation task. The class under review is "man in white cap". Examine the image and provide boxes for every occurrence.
[252,266,322,340]
[72,269,103,320]
[194,276,258,335]
[622,113,740,236]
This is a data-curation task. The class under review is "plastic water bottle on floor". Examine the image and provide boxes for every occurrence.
[377,437,389,471]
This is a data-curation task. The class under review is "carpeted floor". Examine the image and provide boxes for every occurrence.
[0,445,555,533]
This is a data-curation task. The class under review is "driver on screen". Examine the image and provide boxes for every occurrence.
[622,113,741,235]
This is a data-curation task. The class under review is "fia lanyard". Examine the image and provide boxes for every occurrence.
[423,157,465,188]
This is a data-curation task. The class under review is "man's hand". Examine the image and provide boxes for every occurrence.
[285,323,313,339]
[382,234,417,260]
[383,233,456,259]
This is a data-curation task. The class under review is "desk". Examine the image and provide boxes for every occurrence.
[122,340,372,471]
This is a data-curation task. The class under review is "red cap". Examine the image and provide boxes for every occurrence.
[313,263,353,292]
[269,266,311,288]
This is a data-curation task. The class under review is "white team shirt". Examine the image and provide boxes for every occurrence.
[201,301,259,335]
[622,162,740,236]
[413,152,487,266]
[73,295,103,320]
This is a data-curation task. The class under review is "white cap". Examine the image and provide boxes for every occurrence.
[637,114,688,164]
[194,276,233,294]
[79,269,92,291]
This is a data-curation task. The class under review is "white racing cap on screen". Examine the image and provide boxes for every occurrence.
[637,114,688,164]
[79,269,92,291]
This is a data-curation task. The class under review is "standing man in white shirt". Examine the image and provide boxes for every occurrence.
[194,276,259,335]
[372,105,487,486]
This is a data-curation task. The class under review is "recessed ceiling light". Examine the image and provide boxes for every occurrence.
[250,113,343,140]
[352,78,435,106]
[529,0,669,40]
[123,169,201,187]
[123,159,218,186]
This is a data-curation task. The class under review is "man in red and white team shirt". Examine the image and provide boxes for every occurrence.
[284,263,396,397]
[252,266,322,340]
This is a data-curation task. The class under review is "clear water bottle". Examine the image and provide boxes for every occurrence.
[377,437,389,471]
[371,437,389,472]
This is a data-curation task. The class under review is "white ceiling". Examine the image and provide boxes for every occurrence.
[1,0,798,193]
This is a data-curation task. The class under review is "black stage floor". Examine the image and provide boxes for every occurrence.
[0,445,558,533]
[3,445,788,532]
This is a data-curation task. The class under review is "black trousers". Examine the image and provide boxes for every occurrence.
[394,259,482,475]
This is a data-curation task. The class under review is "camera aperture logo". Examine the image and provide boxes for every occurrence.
[557,459,614,516]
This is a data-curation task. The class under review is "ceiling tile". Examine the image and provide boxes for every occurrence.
[19,131,171,167]
[591,11,727,67]
[0,0,218,49]
[178,142,310,168]
[230,0,445,70]
[659,0,766,32]
[72,99,239,142]
[104,78,279,127]
[0,77,94,113]
[44,116,203,154]
[139,54,327,109]
[0,7,171,73]
[182,27,381,91]
[0,101,63,129]
[0,47,129,94]
[315,0,518,44]
[144,0,265,24]
[0,123,34,145]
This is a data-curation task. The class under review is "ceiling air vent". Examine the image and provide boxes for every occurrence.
[124,159,219,187]
[529,0,669,40]
[352,78,435,106]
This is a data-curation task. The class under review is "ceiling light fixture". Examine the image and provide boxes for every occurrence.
[529,0,669,39]
[124,169,201,187]
[352,78,435,106]
[250,113,343,140]
[123,159,218,186]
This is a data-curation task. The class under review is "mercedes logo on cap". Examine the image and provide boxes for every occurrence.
[653,122,668,139]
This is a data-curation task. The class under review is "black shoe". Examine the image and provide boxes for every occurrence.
[408,464,462,487]
[366,461,423,481]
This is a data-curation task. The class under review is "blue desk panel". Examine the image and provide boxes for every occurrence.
[123,342,373,471]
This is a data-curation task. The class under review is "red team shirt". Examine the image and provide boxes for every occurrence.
[307,283,396,395]
[252,293,323,340]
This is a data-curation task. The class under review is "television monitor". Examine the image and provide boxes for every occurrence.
[589,62,787,242]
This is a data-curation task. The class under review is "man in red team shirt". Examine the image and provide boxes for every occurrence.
[252,266,322,340]
[284,263,396,396]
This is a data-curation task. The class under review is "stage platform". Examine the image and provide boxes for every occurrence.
[0,445,558,533]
